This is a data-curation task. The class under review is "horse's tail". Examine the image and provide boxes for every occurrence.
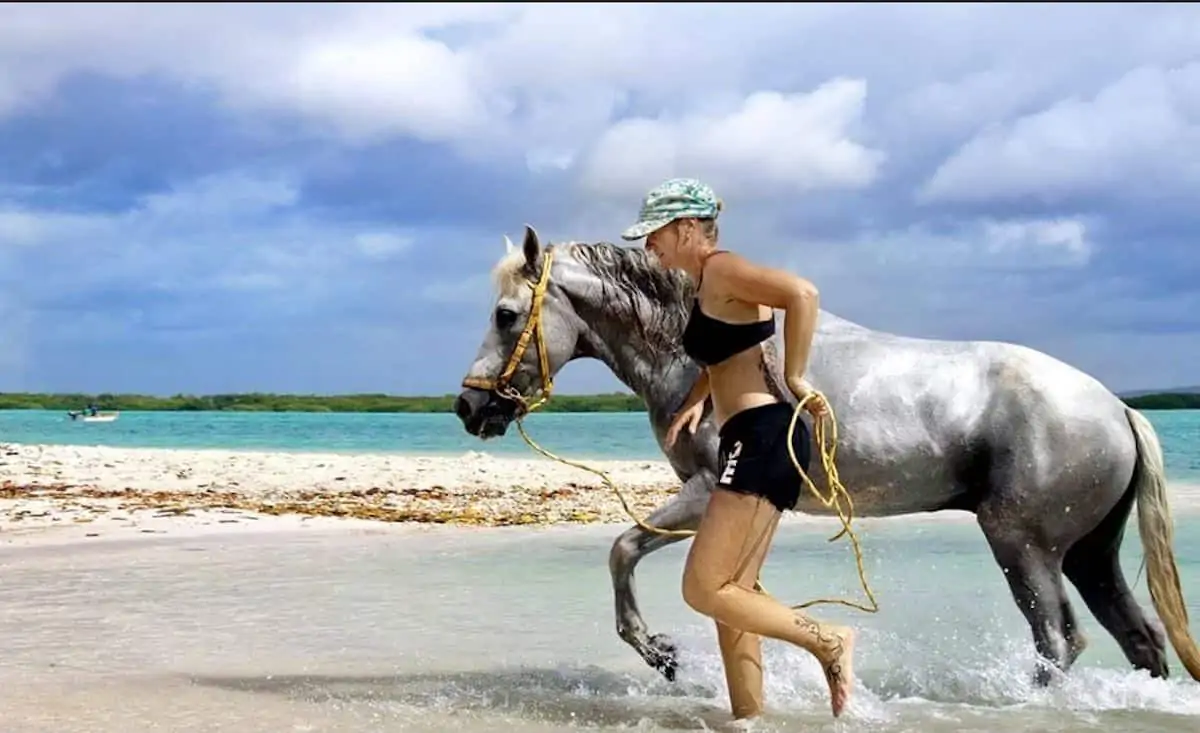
[1126,406,1200,681]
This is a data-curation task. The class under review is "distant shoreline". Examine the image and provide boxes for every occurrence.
[0,392,643,414]
[2,391,1199,412]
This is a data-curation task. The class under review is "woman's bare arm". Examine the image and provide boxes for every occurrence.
[702,252,820,387]
[677,368,710,413]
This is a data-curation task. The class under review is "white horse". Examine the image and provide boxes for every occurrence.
[454,225,1200,686]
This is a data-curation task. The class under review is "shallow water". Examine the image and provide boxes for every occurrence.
[1,517,1198,732]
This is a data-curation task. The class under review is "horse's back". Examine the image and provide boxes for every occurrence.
[802,318,1136,516]
[803,326,1001,513]
[973,339,1137,496]
[815,314,1127,430]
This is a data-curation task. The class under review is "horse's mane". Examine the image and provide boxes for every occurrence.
[569,241,696,353]
[491,240,695,348]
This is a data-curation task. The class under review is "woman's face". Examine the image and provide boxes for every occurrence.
[645,220,686,269]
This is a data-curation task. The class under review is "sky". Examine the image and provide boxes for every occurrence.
[1,2,1198,396]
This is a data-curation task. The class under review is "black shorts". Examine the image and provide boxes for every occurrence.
[715,401,812,513]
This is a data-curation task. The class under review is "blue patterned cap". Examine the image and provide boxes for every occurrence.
[620,177,720,241]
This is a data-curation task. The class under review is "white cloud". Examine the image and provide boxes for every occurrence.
[580,80,883,201]
[0,210,50,248]
[355,231,413,260]
[3,3,1200,210]
[801,216,1094,276]
[0,4,503,143]
[0,5,878,175]
[249,35,487,145]
[138,173,299,220]
[2,172,413,301]
[980,218,1092,263]
[0,208,107,249]
[920,62,1200,204]
[771,214,1097,344]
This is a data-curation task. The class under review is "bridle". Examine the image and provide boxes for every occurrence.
[460,248,556,415]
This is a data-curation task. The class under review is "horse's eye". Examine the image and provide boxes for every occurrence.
[495,306,518,330]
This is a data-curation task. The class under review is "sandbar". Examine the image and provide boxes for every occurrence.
[3,442,1197,548]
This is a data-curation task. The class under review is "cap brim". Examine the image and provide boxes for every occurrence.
[620,217,672,241]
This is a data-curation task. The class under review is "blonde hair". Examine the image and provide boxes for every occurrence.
[698,198,723,241]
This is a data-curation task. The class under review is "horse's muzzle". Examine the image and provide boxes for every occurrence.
[454,387,518,439]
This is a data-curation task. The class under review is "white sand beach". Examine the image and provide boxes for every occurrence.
[3,441,1199,548]
[0,442,683,545]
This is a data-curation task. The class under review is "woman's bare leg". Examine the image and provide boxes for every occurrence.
[716,622,764,719]
[682,488,856,717]
[714,510,777,719]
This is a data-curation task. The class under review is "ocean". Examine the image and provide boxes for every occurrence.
[2,408,1198,731]
[1,407,1199,481]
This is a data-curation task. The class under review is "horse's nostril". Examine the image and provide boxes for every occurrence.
[453,395,471,420]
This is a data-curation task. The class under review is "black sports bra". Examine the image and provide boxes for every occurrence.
[681,251,776,367]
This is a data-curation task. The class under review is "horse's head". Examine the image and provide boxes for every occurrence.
[454,225,584,438]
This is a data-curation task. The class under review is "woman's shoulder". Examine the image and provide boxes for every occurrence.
[701,248,759,280]
[703,249,817,305]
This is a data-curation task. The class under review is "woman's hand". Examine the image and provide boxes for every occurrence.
[787,375,829,419]
[666,400,705,448]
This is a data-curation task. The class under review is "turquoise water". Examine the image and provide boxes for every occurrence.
[1,408,1198,479]
[0,409,659,458]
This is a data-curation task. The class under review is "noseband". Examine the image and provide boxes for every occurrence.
[461,249,556,414]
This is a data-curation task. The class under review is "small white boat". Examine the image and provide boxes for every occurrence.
[67,410,120,423]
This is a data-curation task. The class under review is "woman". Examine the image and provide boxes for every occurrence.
[620,177,855,720]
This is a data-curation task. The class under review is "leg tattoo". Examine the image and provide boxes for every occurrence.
[794,611,855,717]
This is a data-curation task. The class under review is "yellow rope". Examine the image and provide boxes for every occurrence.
[513,412,695,538]
[784,393,879,613]
[509,389,879,614]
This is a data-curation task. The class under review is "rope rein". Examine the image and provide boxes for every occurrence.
[463,248,879,614]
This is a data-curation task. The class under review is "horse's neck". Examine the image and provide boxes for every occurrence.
[576,312,693,410]
[566,282,693,413]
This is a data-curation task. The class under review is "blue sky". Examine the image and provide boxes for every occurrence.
[1,3,1198,395]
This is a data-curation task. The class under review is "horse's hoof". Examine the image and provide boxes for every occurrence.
[646,633,678,682]
[1031,660,1062,688]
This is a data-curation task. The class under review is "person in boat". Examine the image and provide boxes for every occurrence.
[619,178,855,720]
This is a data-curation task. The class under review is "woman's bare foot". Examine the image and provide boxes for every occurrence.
[791,614,857,717]
[819,627,855,717]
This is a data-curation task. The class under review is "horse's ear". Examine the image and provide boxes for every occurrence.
[522,224,541,271]
[504,234,515,254]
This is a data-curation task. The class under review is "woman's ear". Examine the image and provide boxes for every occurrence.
[681,217,700,243]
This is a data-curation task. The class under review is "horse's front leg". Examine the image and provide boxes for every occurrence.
[608,469,713,681]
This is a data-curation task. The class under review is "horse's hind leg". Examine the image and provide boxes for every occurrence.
[1062,485,1169,677]
[977,509,1076,685]
[609,470,713,681]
